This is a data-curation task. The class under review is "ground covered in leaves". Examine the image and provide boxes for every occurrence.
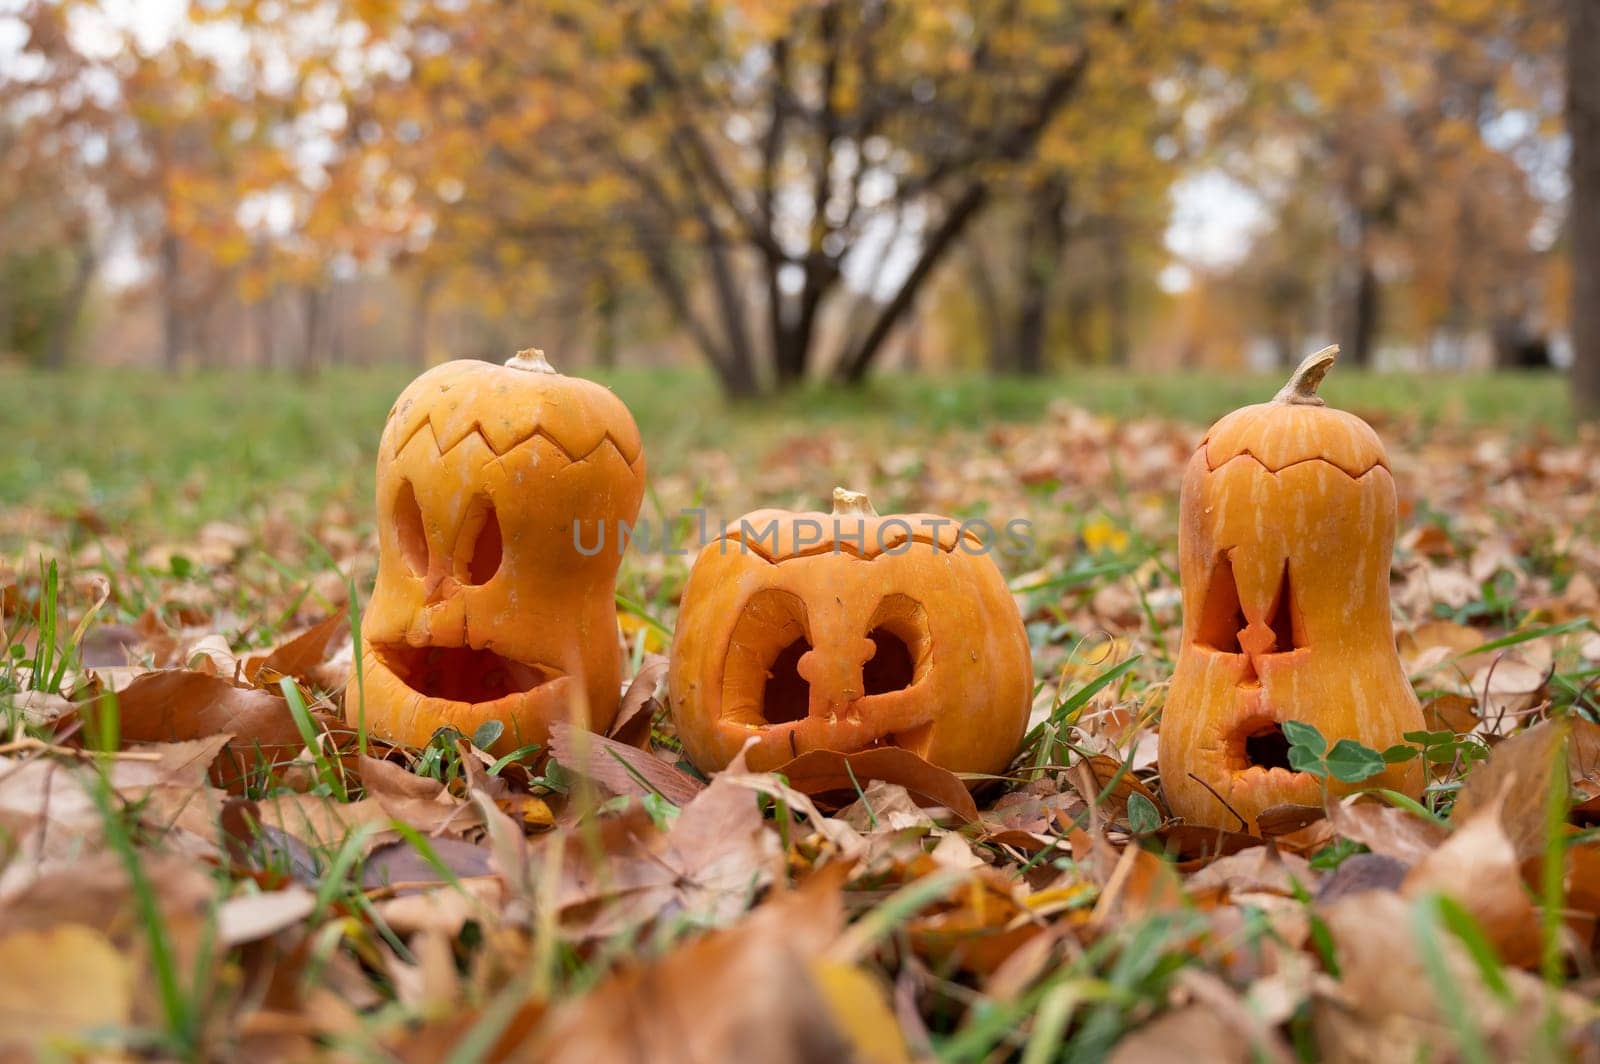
[3,368,1600,1060]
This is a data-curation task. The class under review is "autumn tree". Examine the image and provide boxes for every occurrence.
[1,2,323,372]
[1191,0,1563,369]
[1571,0,1600,416]
[320,2,1182,395]
[0,4,113,369]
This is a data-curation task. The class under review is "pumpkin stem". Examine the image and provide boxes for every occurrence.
[506,348,559,374]
[831,487,879,517]
[1273,345,1338,406]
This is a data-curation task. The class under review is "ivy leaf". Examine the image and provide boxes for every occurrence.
[472,719,505,751]
[1281,719,1327,757]
[1382,743,1418,764]
[1324,739,1387,783]
[1288,744,1329,777]
[1127,792,1161,835]
[1282,720,1330,776]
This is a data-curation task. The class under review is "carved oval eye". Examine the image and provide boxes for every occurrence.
[458,497,503,585]
[863,593,930,694]
[863,627,914,694]
[394,480,428,577]
[720,589,812,727]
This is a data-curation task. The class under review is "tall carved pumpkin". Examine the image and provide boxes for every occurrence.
[669,489,1032,776]
[348,349,645,753]
[1158,347,1424,832]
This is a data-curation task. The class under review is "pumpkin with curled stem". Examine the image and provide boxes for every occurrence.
[668,488,1033,776]
[348,348,645,753]
[1157,346,1426,833]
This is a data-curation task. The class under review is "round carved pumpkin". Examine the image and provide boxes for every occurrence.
[669,488,1032,776]
[348,349,645,753]
[1158,347,1425,832]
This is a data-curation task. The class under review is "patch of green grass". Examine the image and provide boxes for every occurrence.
[0,365,1570,548]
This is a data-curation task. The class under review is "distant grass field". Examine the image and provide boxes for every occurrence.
[0,362,1570,541]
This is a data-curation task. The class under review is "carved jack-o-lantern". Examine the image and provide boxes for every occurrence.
[669,488,1033,776]
[349,349,645,753]
[1158,347,1425,832]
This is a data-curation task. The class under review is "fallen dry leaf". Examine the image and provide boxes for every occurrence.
[86,669,317,790]
[245,608,350,688]
[217,886,318,947]
[1327,797,1449,865]
[1404,784,1543,967]
[548,721,704,806]
[516,875,895,1063]
[771,747,980,822]
[609,653,669,748]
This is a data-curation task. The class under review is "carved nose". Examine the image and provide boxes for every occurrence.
[423,570,460,606]
[796,638,876,715]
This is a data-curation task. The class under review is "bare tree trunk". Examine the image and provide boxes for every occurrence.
[836,184,991,383]
[255,292,275,370]
[1337,207,1380,370]
[43,242,95,371]
[1571,0,1600,416]
[1065,284,1093,364]
[1344,262,1379,369]
[160,229,183,374]
[409,279,435,368]
[299,284,324,377]
[1104,217,1130,367]
[967,240,1010,374]
[594,272,619,370]
[1012,178,1069,376]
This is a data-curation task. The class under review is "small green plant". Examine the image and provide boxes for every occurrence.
[1280,720,1389,784]
[1126,791,1162,836]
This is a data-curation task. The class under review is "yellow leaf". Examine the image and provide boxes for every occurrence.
[809,960,912,1064]
[0,924,134,1049]
[1082,514,1130,556]
[618,611,667,654]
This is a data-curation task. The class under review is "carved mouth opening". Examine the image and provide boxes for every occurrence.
[373,643,559,704]
[1242,721,1293,771]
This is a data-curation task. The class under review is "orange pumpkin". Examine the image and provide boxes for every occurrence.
[348,349,645,753]
[669,488,1032,776]
[1158,347,1425,832]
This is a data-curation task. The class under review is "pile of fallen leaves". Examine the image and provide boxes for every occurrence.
[4,398,1600,1060]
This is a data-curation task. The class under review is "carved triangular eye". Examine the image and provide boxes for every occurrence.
[1196,553,1247,653]
[456,497,503,585]
[394,480,429,577]
[1264,561,1300,653]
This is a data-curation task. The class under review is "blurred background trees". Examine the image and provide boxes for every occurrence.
[0,0,1588,406]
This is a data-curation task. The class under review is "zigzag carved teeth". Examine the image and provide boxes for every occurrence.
[1205,448,1385,480]
[393,414,639,466]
